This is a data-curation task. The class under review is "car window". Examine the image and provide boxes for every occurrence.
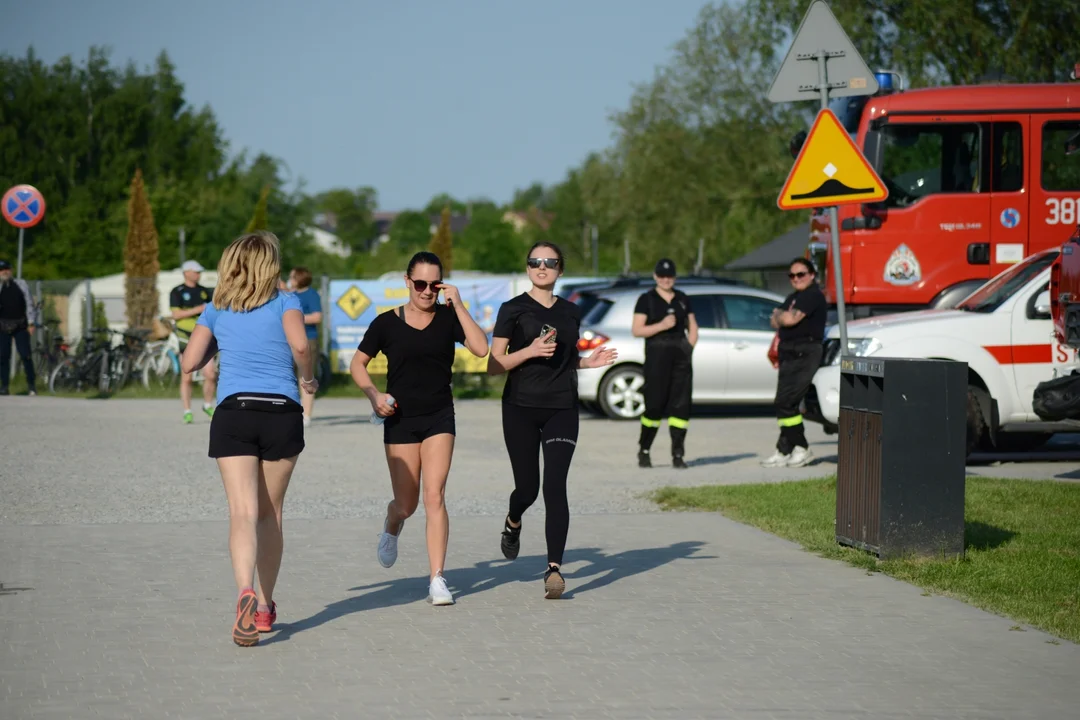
[720,295,780,332]
[689,295,720,329]
[581,298,614,326]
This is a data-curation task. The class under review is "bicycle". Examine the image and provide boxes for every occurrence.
[48,329,128,395]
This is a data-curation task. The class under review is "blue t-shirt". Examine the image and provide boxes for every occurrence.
[197,291,303,404]
[296,287,322,340]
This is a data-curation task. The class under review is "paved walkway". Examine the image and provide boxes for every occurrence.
[1,398,1078,719]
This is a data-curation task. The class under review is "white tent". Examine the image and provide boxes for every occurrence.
[66,268,219,341]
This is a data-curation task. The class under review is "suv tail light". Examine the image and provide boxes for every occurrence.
[577,331,609,351]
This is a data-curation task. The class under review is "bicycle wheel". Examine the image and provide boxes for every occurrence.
[49,358,80,394]
[110,352,132,391]
[96,350,113,394]
[143,348,180,389]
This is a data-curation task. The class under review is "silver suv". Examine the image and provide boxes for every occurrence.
[575,285,787,419]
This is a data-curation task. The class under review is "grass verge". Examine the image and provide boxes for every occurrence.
[652,477,1080,644]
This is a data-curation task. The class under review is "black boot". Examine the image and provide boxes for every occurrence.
[638,423,658,468]
[671,426,688,469]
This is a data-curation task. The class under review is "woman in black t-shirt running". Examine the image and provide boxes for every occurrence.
[487,242,618,598]
[350,252,489,606]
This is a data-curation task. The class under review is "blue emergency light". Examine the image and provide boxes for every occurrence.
[875,72,894,91]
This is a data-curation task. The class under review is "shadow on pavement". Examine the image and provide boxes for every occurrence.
[686,453,755,467]
[262,541,712,645]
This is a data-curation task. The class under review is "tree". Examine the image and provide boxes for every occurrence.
[387,210,431,254]
[123,169,159,331]
[245,185,270,232]
[314,186,377,254]
[459,205,522,273]
[429,206,454,276]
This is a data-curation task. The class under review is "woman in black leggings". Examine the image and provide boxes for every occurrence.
[487,242,617,598]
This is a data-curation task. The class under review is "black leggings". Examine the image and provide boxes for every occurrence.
[502,403,579,565]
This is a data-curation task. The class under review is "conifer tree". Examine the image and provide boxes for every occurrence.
[245,185,270,232]
[123,169,160,331]
[429,205,453,277]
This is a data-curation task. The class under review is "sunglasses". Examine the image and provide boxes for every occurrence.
[527,257,560,270]
[788,271,810,279]
[409,279,442,292]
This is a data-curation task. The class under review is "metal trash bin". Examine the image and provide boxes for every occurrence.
[835,357,966,560]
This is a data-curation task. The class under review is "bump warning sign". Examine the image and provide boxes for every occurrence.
[777,108,888,210]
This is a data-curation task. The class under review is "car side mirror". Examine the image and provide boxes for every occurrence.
[1033,289,1052,319]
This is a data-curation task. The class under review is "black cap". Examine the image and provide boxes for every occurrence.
[0,260,10,270]
[654,258,676,277]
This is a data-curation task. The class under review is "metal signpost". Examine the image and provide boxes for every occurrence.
[1,184,47,280]
[767,0,886,351]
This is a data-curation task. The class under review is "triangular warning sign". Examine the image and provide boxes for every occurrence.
[777,108,888,211]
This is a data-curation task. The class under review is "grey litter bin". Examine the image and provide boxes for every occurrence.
[835,356,966,560]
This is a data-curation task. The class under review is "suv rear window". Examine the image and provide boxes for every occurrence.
[581,298,614,326]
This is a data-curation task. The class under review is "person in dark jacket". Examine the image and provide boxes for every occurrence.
[0,259,40,396]
[762,257,827,468]
[631,258,699,469]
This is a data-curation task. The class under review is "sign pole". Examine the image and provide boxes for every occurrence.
[16,227,24,280]
[816,50,849,352]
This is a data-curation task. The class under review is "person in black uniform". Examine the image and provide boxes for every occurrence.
[350,251,489,606]
[170,260,218,423]
[0,259,39,396]
[631,258,698,469]
[487,242,617,599]
[762,257,827,468]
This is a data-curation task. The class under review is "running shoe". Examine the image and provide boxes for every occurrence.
[429,572,454,606]
[377,516,402,568]
[500,516,521,560]
[786,446,814,468]
[203,404,215,418]
[183,410,193,424]
[760,450,789,468]
[544,565,565,599]
[255,601,277,633]
[232,589,259,647]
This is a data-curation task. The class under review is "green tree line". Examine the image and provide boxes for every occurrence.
[3,0,1079,282]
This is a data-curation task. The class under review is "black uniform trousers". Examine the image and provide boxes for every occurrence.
[638,339,693,458]
[0,326,35,391]
[773,341,823,455]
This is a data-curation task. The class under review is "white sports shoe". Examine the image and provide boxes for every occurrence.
[429,572,454,606]
[786,446,814,468]
[760,450,790,468]
[377,517,402,568]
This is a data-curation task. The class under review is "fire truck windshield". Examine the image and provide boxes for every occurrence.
[956,251,1059,313]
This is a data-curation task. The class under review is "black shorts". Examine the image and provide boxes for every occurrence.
[208,393,305,461]
[383,405,455,445]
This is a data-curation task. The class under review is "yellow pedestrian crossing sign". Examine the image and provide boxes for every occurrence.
[777,108,888,210]
[336,285,371,320]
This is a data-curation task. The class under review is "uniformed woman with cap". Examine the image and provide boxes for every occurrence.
[631,258,698,469]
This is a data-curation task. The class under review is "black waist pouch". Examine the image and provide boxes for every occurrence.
[217,392,302,414]
[1033,374,1080,421]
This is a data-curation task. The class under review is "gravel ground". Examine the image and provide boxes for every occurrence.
[2,395,1077,526]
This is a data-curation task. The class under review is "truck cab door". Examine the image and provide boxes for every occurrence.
[1010,278,1071,421]
[1032,115,1080,250]
[988,117,1030,275]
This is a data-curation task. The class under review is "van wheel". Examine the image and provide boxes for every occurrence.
[966,386,987,456]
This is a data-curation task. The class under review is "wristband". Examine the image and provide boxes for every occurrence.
[301,376,314,383]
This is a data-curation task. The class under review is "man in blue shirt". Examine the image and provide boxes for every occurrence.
[288,266,323,426]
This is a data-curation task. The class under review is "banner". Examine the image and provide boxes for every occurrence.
[329,277,515,374]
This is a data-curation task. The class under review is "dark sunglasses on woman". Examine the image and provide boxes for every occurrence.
[788,271,809,279]
[410,279,442,292]
[527,258,560,269]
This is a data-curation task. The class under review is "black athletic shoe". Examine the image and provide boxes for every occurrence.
[0,387,8,396]
[501,517,521,560]
[638,451,651,468]
[544,565,565,599]
[672,456,688,469]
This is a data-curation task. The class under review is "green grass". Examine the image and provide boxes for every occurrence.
[652,477,1080,644]
[5,371,505,401]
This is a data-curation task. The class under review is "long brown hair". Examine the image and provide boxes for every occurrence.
[213,231,282,312]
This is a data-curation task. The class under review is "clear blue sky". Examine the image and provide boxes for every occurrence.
[2,0,711,211]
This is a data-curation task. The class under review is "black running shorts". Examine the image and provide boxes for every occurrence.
[209,393,305,461]
[383,404,455,445]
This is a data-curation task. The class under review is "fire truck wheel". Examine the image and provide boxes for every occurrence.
[966,386,987,457]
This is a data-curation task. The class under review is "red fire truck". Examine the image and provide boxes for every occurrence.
[795,75,1080,319]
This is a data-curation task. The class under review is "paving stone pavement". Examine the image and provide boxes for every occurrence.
[1,397,1079,719]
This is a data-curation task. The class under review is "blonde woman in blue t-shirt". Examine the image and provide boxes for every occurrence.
[182,231,318,647]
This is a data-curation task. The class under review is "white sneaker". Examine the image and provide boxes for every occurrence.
[786,446,814,467]
[760,450,790,467]
[377,517,402,568]
[302,415,311,428]
[429,572,454,606]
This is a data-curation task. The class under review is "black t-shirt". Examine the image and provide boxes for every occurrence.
[493,293,581,409]
[778,283,827,344]
[357,304,465,417]
[633,288,692,347]
[169,283,213,337]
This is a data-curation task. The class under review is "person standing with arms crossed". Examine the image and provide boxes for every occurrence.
[350,252,488,606]
[487,242,617,598]
[631,258,698,469]
[170,260,218,423]
[762,257,826,468]
[0,259,40,396]
[181,231,318,646]
[288,266,322,427]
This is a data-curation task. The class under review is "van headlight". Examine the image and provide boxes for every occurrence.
[829,337,882,364]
